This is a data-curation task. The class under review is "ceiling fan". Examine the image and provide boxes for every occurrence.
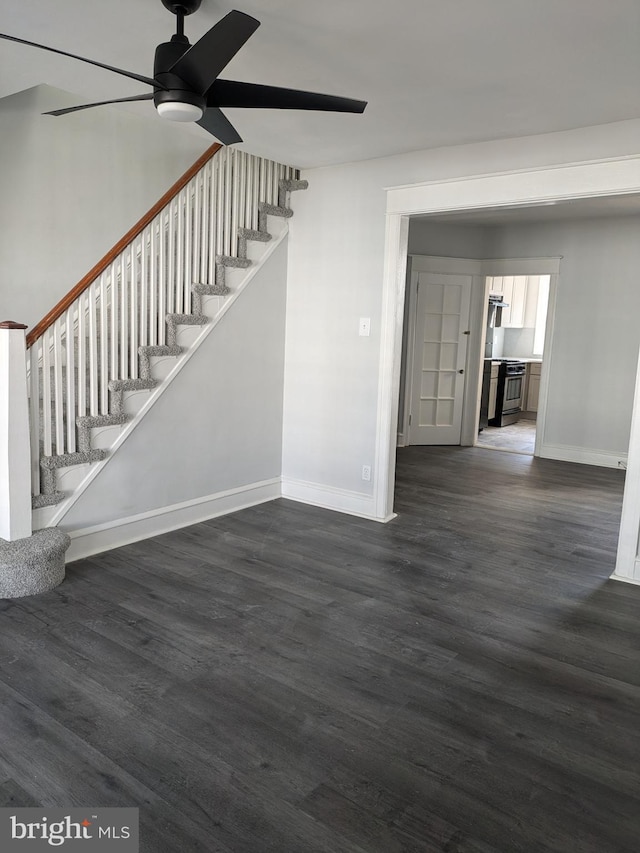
[0,0,367,145]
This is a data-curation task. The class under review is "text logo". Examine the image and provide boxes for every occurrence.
[0,809,138,851]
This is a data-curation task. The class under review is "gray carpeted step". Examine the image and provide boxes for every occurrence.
[214,255,252,290]
[32,491,67,509]
[237,228,272,260]
[278,178,309,208]
[138,345,182,380]
[257,202,294,233]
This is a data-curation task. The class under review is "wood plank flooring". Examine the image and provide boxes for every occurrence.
[1,446,639,852]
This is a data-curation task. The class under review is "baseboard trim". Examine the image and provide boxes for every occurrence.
[65,478,281,562]
[281,477,393,522]
[540,443,627,469]
[610,571,640,586]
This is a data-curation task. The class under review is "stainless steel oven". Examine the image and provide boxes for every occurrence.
[489,360,525,427]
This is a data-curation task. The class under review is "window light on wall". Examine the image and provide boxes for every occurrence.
[533,275,550,356]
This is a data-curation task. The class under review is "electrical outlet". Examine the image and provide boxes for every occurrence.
[362,464,371,481]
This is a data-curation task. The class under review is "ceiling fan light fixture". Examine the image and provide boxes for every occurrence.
[157,100,203,122]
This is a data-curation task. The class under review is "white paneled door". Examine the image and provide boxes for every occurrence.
[409,272,472,445]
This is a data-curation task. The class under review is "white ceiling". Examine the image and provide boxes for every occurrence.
[1,0,640,168]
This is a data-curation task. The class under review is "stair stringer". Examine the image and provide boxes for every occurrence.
[32,215,290,531]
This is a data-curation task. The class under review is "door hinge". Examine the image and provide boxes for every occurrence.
[409,414,412,425]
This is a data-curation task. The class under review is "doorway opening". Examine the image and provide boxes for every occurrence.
[376,160,640,539]
[476,273,551,456]
[398,252,559,458]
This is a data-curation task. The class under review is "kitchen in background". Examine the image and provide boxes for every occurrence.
[477,274,550,454]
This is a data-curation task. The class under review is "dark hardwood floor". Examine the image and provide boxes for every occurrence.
[1,446,639,852]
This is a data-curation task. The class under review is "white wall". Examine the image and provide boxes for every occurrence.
[487,216,640,455]
[62,240,288,536]
[283,119,640,505]
[497,327,535,359]
[408,220,491,258]
[0,85,208,330]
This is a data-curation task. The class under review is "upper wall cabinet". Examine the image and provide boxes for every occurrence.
[488,275,528,327]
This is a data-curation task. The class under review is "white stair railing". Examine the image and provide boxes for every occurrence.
[28,146,299,501]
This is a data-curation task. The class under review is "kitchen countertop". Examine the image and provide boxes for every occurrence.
[495,357,542,363]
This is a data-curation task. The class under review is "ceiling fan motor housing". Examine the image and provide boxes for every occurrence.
[161,0,202,15]
[153,38,205,120]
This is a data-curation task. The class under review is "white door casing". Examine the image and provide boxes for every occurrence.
[409,272,471,444]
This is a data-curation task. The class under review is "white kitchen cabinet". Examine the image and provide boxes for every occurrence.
[488,275,528,328]
[526,362,542,412]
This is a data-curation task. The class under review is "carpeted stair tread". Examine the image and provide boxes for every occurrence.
[238,228,272,242]
[192,283,229,296]
[278,179,309,208]
[32,491,66,509]
[237,228,272,260]
[165,314,209,347]
[216,256,252,269]
[137,346,182,380]
[279,179,309,192]
[214,256,251,289]
[167,313,209,325]
[40,449,107,469]
[138,345,183,357]
[76,413,130,452]
[77,413,129,429]
[109,378,158,392]
[258,202,294,219]
[257,202,294,234]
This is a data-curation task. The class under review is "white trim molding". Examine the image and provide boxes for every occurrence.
[615,347,640,584]
[611,571,640,587]
[385,156,640,215]
[0,323,32,541]
[374,213,409,521]
[540,444,627,469]
[281,477,394,523]
[65,477,282,563]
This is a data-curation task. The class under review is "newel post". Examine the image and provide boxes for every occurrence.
[0,321,32,541]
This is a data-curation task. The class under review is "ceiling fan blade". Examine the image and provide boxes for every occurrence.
[0,32,163,89]
[208,79,367,113]
[168,10,260,96]
[43,93,155,117]
[197,107,242,145]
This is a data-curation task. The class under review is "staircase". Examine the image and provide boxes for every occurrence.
[27,146,307,527]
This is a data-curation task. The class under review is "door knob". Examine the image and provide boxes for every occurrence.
[458,369,464,374]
